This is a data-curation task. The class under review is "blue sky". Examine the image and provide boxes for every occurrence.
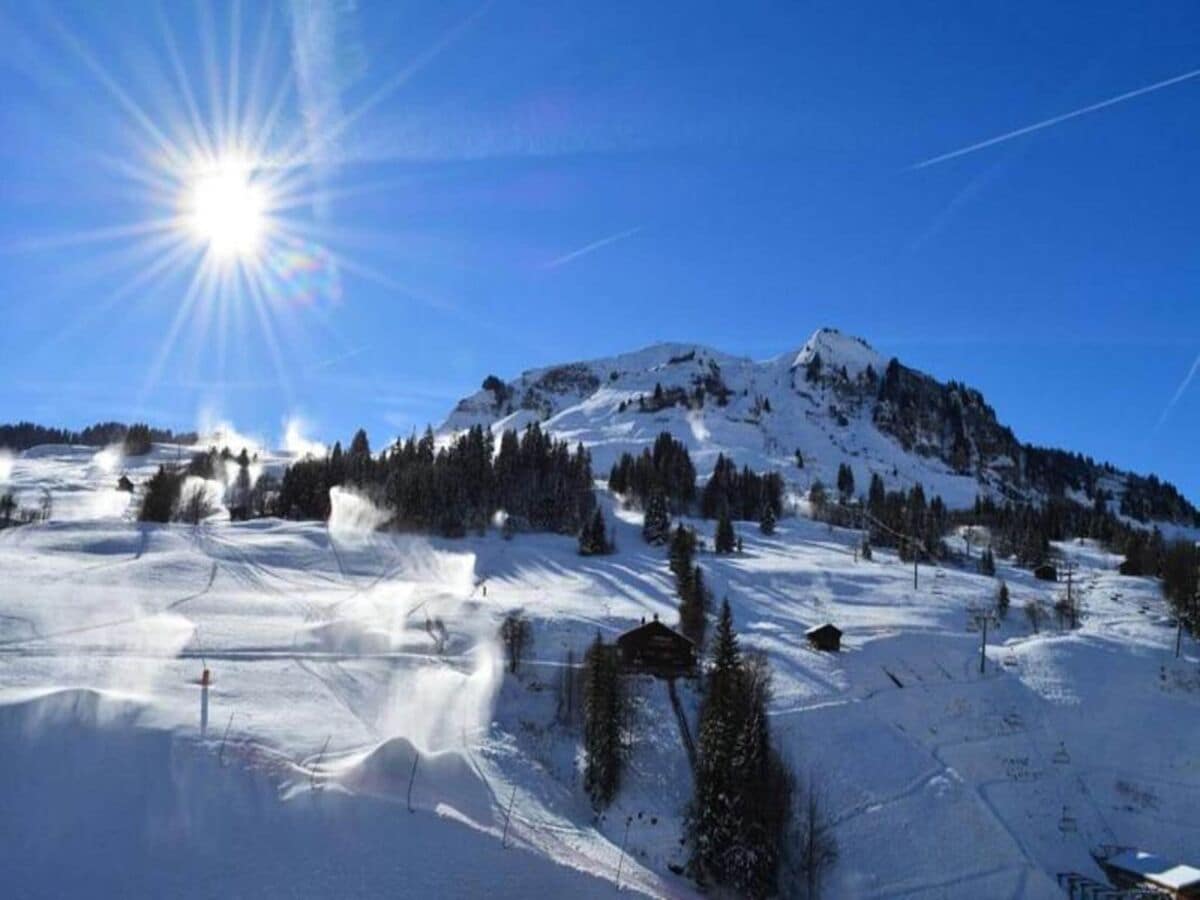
[0,1,1197,500]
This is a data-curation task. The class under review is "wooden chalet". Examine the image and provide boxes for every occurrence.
[806,623,842,652]
[616,617,696,678]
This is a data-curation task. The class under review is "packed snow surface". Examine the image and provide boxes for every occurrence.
[1,441,1198,897]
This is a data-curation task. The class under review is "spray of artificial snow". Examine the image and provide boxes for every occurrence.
[283,418,326,458]
[328,486,389,538]
[89,445,123,475]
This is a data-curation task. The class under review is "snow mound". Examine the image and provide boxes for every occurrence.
[333,736,496,828]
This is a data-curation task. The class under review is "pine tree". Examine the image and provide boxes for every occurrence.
[679,564,708,648]
[759,502,776,536]
[836,463,855,502]
[500,611,532,674]
[687,600,742,884]
[583,634,624,808]
[579,508,611,556]
[686,601,791,897]
[979,546,996,577]
[996,580,1010,619]
[715,510,737,554]
[1162,539,1200,635]
[669,524,696,589]
[642,491,671,545]
[139,465,183,523]
[808,480,828,517]
[868,472,886,516]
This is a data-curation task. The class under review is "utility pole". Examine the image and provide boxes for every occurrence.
[1179,563,1198,659]
[1060,558,1081,630]
[968,608,997,675]
[852,503,861,562]
[501,786,517,848]
[615,815,633,891]
[406,753,420,813]
[1065,560,1075,629]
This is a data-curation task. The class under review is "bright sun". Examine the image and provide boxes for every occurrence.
[187,157,268,260]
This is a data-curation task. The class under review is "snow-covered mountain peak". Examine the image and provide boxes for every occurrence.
[789,327,885,377]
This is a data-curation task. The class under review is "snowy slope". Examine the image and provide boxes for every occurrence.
[439,328,1192,521]
[2,444,1199,897]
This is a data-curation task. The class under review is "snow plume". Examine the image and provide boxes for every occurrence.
[375,542,496,750]
[328,486,389,537]
[0,450,12,485]
[312,536,492,751]
[380,638,502,752]
[195,410,263,456]
[283,417,326,458]
[178,476,224,520]
[89,445,123,475]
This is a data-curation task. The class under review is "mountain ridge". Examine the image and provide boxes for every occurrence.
[440,327,1198,526]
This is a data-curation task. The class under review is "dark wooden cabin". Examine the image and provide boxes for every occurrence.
[806,623,842,652]
[1034,563,1058,582]
[616,617,696,678]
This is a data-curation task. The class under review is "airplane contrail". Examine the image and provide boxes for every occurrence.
[1156,351,1200,430]
[912,67,1200,169]
[542,226,644,270]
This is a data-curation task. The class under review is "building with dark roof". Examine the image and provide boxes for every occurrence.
[616,617,696,678]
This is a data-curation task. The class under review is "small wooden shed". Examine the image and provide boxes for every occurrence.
[806,623,842,652]
[616,617,696,678]
[1034,563,1058,582]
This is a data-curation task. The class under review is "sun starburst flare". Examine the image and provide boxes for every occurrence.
[185,155,270,261]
